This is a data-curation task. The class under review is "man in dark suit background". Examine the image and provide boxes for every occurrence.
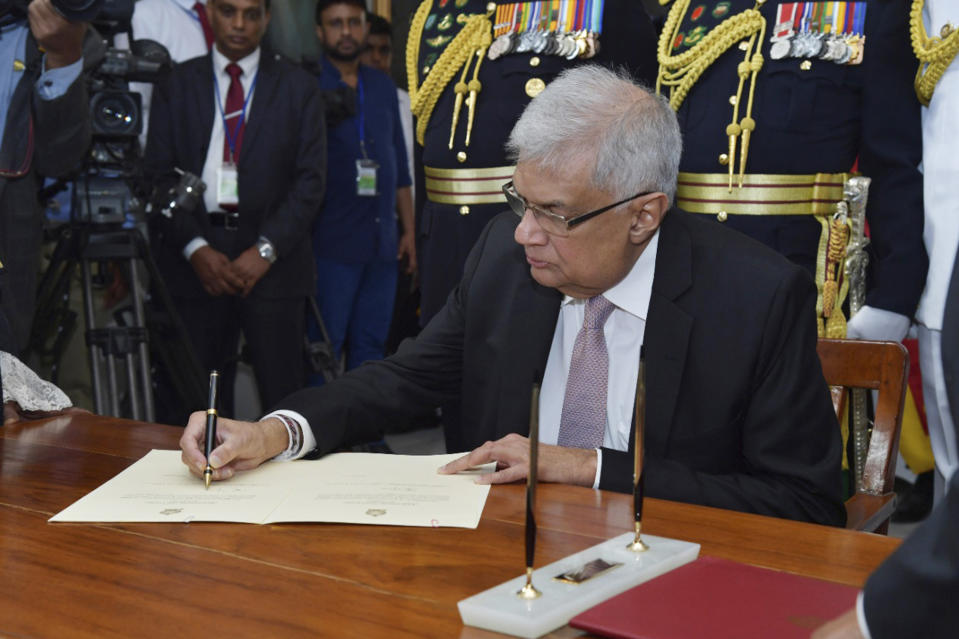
[179,65,844,526]
[145,0,325,418]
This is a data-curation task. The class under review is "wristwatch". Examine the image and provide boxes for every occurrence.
[256,236,277,264]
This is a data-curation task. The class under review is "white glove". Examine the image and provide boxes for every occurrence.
[845,305,911,343]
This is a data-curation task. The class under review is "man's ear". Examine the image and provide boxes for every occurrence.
[315,24,325,44]
[628,192,669,244]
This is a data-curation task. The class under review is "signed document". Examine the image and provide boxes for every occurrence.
[50,450,494,528]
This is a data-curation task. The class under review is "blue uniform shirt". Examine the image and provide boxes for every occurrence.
[0,20,82,147]
[313,57,411,263]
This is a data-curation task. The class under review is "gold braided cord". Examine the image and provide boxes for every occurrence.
[657,0,767,189]
[815,215,851,338]
[409,12,493,146]
[910,0,959,106]
[406,0,432,104]
[656,0,766,111]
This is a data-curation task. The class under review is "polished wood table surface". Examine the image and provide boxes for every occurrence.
[1,415,900,638]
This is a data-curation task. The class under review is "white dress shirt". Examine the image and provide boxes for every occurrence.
[539,230,659,487]
[270,230,660,491]
[182,46,260,260]
[120,0,211,147]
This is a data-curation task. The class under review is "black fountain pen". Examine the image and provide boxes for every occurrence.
[627,347,649,552]
[518,382,542,599]
[203,370,220,489]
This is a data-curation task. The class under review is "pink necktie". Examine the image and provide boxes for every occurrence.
[557,295,616,449]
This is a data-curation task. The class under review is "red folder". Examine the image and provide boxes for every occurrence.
[569,556,859,639]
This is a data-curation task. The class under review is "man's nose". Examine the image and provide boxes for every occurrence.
[514,209,547,246]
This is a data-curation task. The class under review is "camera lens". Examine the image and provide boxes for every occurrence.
[90,91,141,137]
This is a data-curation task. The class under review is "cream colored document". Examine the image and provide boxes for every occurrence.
[50,449,493,528]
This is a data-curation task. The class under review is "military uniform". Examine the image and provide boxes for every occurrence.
[408,0,658,324]
[913,0,959,499]
[660,0,927,337]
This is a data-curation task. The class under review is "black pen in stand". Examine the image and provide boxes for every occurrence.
[203,370,220,490]
[627,347,650,552]
[517,382,542,599]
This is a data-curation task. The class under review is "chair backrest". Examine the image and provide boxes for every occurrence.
[816,339,909,496]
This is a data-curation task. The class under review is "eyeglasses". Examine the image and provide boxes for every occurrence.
[502,181,652,237]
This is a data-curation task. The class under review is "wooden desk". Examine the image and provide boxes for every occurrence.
[1,415,899,638]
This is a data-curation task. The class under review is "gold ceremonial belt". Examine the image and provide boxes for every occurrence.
[424,165,515,205]
[677,171,850,216]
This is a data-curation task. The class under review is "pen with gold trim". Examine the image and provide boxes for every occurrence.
[203,370,219,489]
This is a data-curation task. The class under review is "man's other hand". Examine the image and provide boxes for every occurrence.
[438,433,597,487]
[28,0,86,69]
[189,245,243,296]
[229,246,270,297]
[397,231,417,275]
[180,413,289,482]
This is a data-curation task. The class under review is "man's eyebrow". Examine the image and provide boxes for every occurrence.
[514,186,566,211]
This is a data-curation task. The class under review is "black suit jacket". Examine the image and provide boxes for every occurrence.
[863,246,959,637]
[278,209,845,526]
[145,50,326,299]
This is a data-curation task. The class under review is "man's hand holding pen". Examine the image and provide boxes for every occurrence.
[181,413,288,483]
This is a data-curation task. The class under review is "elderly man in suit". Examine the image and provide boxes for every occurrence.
[179,65,844,526]
[146,0,325,417]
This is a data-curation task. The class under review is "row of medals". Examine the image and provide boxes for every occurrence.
[769,30,865,64]
[487,29,599,60]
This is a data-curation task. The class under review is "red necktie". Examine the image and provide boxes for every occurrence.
[194,2,214,50]
[223,62,245,163]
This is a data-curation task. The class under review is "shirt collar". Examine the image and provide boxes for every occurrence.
[173,0,201,13]
[212,45,260,79]
[561,229,660,321]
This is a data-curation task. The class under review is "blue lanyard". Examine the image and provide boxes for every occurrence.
[213,63,259,163]
[355,73,368,159]
[176,0,202,24]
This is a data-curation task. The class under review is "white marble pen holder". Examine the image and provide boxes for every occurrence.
[458,532,700,639]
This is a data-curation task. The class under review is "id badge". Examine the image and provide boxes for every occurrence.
[356,159,379,197]
[217,163,239,207]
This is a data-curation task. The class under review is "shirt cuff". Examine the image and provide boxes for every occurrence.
[856,591,873,639]
[263,409,317,461]
[591,448,603,489]
[36,56,83,101]
[183,237,209,261]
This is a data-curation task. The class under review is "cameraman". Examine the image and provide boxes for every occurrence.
[0,0,91,354]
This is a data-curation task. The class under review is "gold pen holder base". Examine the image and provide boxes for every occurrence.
[626,538,650,553]
[516,583,542,599]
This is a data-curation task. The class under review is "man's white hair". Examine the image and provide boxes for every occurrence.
[506,65,682,203]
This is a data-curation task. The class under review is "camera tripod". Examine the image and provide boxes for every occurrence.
[30,222,206,422]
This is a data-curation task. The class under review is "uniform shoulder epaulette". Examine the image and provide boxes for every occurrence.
[910,0,959,105]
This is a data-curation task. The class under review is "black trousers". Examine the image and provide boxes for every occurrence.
[172,293,305,419]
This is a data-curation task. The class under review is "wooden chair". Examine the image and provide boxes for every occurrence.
[816,339,909,535]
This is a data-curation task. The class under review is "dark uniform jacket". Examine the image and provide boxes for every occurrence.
[277,209,846,526]
[671,0,927,317]
[411,0,659,322]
